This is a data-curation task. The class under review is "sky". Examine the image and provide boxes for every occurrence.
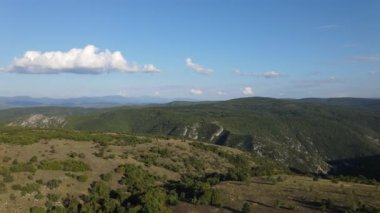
[0,0,379,100]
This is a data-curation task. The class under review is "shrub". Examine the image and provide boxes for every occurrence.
[10,162,37,173]
[35,192,44,200]
[3,174,14,183]
[0,167,14,183]
[29,156,38,163]
[39,160,90,172]
[100,173,112,182]
[140,188,171,213]
[46,179,62,190]
[210,189,224,207]
[2,156,11,163]
[226,167,249,181]
[118,164,156,193]
[11,184,22,190]
[47,193,60,202]
[0,182,7,194]
[242,202,252,213]
[76,175,88,182]
[30,207,46,213]
[89,181,110,198]
[167,190,178,205]
[14,183,40,195]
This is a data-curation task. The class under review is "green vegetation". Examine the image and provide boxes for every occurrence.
[100,172,112,182]
[242,202,252,213]
[10,162,37,173]
[0,167,14,183]
[117,164,157,193]
[63,97,380,174]
[30,207,45,213]
[0,128,151,146]
[45,179,62,190]
[0,113,378,212]
[0,182,7,194]
[12,182,40,195]
[38,159,90,172]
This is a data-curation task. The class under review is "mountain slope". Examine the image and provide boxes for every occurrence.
[2,97,380,175]
[64,97,380,174]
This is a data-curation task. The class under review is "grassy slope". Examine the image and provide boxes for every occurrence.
[0,129,379,212]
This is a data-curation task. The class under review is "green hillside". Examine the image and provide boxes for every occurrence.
[64,97,380,174]
[1,97,380,175]
[0,128,379,212]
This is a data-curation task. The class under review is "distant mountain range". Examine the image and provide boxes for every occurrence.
[0,96,197,109]
[1,96,379,110]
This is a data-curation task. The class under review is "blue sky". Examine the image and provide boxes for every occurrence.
[0,0,379,100]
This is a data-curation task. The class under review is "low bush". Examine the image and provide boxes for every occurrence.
[39,159,90,172]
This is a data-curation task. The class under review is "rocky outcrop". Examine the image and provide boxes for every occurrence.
[7,114,66,128]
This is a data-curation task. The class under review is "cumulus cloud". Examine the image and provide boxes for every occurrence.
[1,45,160,74]
[190,88,203,95]
[186,58,213,75]
[242,87,254,95]
[256,71,283,79]
[352,55,380,62]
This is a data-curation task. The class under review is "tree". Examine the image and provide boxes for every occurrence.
[140,188,171,213]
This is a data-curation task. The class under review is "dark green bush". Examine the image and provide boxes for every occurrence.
[45,179,62,190]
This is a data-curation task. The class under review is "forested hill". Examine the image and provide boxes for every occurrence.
[1,97,380,175]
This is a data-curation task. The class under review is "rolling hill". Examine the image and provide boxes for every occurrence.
[1,97,380,176]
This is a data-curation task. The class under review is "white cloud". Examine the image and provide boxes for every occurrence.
[186,58,213,75]
[352,55,380,62]
[190,88,203,95]
[369,71,380,76]
[256,71,283,79]
[1,45,160,74]
[242,87,254,95]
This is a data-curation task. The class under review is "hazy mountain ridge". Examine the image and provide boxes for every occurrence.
[0,96,182,109]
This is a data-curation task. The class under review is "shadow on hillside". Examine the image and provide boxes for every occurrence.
[221,206,240,213]
[327,155,380,180]
[292,197,347,212]
[292,197,323,211]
